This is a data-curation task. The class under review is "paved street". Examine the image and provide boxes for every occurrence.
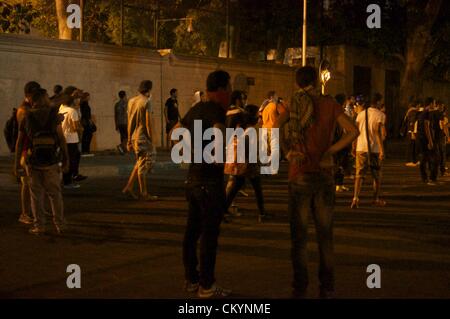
[0,150,449,299]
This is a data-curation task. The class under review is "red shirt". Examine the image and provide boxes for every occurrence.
[288,95,343,181]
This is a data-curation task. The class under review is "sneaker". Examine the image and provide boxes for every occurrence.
[64,183,81,189]
[18,214,33,225]
[427,181,438,186]
[292,289,307,299]
[184,281,200,293]
[81,153,94,158]
[73,175,88,182]
[117,145,125,155]
[238,190,249,197]
[230,204,242,217]
[141,195,159,202]
[405,162,416,167]
[198,284,232,298]
[336,185,344,192]
[258,212,273,223]
[55,224,67,235]
[29,226,46,235]
[319,289,335,299]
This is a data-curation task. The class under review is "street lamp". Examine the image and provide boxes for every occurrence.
[302,0,307,66]
[154,18,193,49]
[319,59,331,95]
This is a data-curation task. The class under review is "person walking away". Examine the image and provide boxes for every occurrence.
[351,94,386,208]
[416,98,439,185]
[49,84,63,108]
[80,92,96,155]
[14,88,69,235]
[438,102,449,175]
[261,91,281,175]
[181,70,232,298]
[430,100,447,177]
[14,81,41,225]
[401,100,420,167]
[59,87,87,189]
[165,88,181,148]
[115,90,128,155]
[333,94,351,192]
[224,104,267,222]
[280,66,359,298]
[122,81,158,201]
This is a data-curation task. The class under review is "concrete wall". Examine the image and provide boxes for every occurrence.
[0,34,296,155]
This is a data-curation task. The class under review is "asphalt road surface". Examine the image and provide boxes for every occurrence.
[0,151,449,298]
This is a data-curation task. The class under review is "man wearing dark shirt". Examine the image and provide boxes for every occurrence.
[429,101,446,176]
[115,91,128,154]
[401,102,419,166]
[181,70,231,299]
[416,98,438,185]
[165,88,180,148]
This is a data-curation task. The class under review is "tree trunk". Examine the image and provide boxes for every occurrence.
[399,0,442,109]
[55,0,72,40]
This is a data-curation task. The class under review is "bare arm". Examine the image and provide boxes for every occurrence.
[114,103,119,129]
[320,113,359,168]
[146,111,153,145]
[13,132,24,176]
[326,114,359,156]
[213,122,226,164]
[375,122,385,160]
[164,106,169,124]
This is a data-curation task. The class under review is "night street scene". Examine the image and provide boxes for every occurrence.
[0,0,449,309]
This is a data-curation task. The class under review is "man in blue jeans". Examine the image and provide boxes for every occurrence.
[280,66,359,298]
[181,70,232,298]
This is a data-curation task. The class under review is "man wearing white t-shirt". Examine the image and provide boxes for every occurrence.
[351,95,386,208]
[59,87,87,189]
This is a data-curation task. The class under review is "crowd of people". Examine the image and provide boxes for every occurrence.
[5,66,449,299]
[10,82,92,234]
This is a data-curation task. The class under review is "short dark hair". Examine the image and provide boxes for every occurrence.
[206,70,230,92]
[53,85,63,95]
[335,94,346,106]
[24,81,41,98]
[62,86,80,106]
[424,97,434,106]
[245,104,259,126]
[231,90,243,105]
[31,88,48,108]
[170,88,177,96]
[372,92,383,105]
[296,66,317,88]
[118,90,126,99]
[139,80,153,94]
[63,86,78,97]
[267,91,276,99]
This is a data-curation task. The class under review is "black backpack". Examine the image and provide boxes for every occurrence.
[25,108,60,167]
[4,108,18,153]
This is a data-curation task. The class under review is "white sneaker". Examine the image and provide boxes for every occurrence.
[64,184,81,189]
[238,190,249,197]
[198,284,232,298]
